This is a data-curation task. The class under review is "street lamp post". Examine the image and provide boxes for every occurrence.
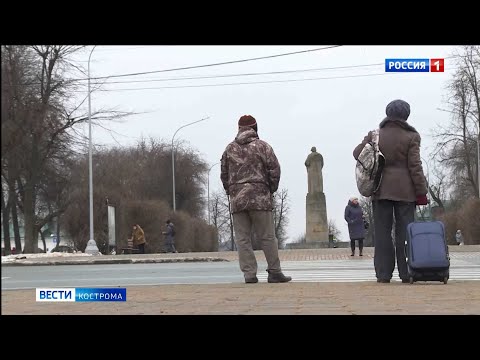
[207,162,220,225]
[171,117,210,211]
[421,156,430,189]
[478,131,480,198]
[476,122,480,198]
[421,156,431,219]
[473,120,480,198]
[85,45,100,255]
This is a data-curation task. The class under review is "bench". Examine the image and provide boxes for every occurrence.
[121,239,140,254]
[121,247,140,254]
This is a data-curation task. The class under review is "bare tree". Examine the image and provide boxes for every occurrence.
[328,219,342,241]
[210,190,234,250]
[135,138,207,216]
[210,188,290,250]
[1,45,133,253]
[428,162,447,209]
[359,196,374,246]
[62,138,209,251]
[1,182,12,254]
[1,45,36,254]
[290,233,306,245]
[249,188,290,250]
[433,46,480,200]
[273,188,290,249]
[210,192,229,233]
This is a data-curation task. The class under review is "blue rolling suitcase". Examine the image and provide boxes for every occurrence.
[405,220,450,284]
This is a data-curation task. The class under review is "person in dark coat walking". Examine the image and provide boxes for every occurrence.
[162,219,177,253]
[344,196,365,256]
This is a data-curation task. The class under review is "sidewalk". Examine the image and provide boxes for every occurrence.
[3,246,480,315]
[3,245,480,266]
[3,281,480,315]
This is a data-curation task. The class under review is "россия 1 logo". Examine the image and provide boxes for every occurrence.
[385,58,444,73]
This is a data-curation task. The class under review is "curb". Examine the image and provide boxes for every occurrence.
[2,245,479,266]
[1,257,229,267]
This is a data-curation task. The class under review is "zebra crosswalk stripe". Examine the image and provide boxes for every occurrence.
[257,259,480,282]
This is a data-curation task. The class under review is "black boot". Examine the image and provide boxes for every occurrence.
[267,270,292,283]
[245,276,258,284]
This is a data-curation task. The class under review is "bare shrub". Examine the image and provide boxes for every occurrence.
[117,200,218,253]
[438,212,459,245]
[439,198,480,245]
[456,198,480,245]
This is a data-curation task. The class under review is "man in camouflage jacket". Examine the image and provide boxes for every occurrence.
[220,115,291,284]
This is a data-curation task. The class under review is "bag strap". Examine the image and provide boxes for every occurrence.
[372,128,380,152]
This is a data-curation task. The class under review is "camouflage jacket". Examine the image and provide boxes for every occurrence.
[220,127,281,213]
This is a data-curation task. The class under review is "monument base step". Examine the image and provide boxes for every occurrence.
[285,241,350,249]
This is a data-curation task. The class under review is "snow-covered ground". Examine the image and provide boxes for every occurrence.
[1,251,97,264]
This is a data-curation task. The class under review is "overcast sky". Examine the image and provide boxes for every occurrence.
[71,45,459,243]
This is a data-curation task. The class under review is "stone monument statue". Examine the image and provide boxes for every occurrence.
[305,146,324,194]
[305,146,329,244]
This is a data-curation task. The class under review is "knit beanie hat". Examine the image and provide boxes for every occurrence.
[386,99,410,120]
[238,115,258,132]
[238,115,257,127]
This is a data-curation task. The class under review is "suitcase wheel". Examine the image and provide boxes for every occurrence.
[409,277,414,284]
[443,276,448,284]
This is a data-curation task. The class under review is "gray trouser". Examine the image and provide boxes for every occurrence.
[373,199,415,280]
[165,237,176,253]
[232,210,281,278]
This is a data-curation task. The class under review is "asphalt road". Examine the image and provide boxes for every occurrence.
[3,253,480,290]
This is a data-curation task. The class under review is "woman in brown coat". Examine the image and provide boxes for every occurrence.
[353,99,427,283]
[131,224,146,254]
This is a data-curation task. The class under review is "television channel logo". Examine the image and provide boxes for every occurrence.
[385,58,444,73]
[36,288,127,302]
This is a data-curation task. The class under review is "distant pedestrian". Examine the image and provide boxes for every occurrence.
[130,224,146,254]
[344,197,365,256]
[456,229,464,246]
[163,219,177,253]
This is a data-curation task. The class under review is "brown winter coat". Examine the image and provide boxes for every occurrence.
[353,118,427,202]
[220,127,281,213]
[131,226,146,246]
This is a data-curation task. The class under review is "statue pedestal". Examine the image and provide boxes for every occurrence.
[306,192,328,242]
[287,241,330,249]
